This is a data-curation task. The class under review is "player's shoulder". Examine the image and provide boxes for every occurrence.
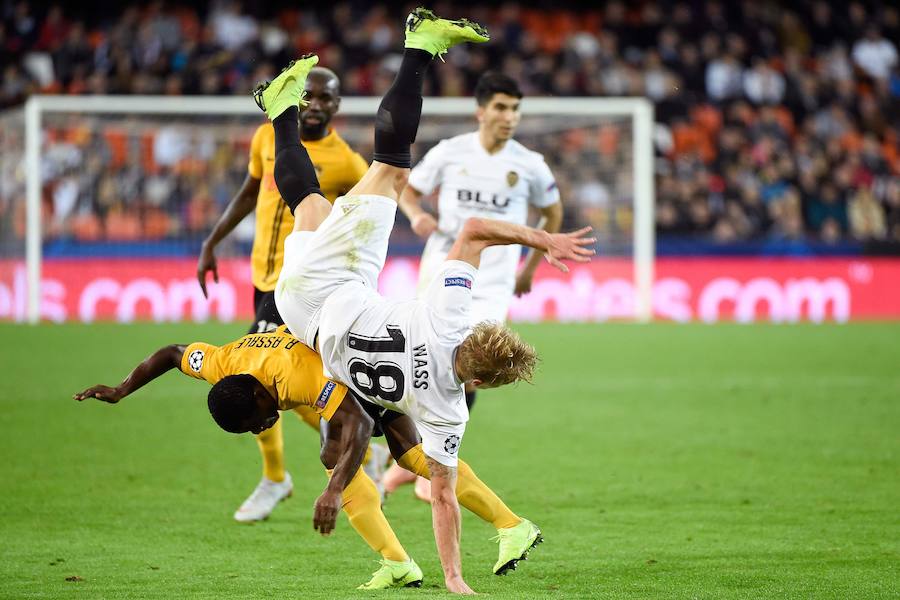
[182,341,217,375]
[327,128,350,147]
[252,121,274,139]
[435,132,477,152]
[325,129,365,158]
[506,137,548,164]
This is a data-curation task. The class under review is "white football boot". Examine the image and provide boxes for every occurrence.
[233,472,293,522]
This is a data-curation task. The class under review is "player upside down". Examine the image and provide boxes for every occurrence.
[249,6,595,595]
[73,325,539,590]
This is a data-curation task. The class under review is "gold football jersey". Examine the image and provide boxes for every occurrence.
[179,326,348,420]
[247,123,368,291]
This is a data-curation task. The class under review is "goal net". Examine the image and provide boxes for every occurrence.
[2,96,653,324]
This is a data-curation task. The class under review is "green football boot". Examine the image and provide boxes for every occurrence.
[357,558,424,590]
[252,53,319,120]
[492,518,543,575]
[404,7,489,59]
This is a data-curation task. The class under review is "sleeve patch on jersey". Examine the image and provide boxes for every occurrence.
[547,181,558,192]
[188,350,204,373]
[445,277,472,289]
[444,434,461,454]
[316,381,337,409]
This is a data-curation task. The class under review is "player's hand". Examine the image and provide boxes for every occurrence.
[445,576,476,595]
[313,488,342,536]
[411,212,438,238]
[196,243,219,299]
[544,226,595,273]
[514,269,535,297]
[73,385,124,404]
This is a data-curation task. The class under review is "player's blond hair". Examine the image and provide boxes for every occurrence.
[457,321,538,386]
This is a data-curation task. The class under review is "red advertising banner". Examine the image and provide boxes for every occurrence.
[1,257,898,323]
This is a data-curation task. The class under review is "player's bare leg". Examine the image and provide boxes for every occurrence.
[383,461,418,495]
[381,415,543,576]
[345,162,409,201]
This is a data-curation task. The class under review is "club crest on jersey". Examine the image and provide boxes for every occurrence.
[444,434,461,454]
[506,171,519,187]
[188,350,204,373]
[316,381,337,409]
[445,277,472,289]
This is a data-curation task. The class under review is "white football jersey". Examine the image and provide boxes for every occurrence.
[408,132,560,314]
[317,260,477,466]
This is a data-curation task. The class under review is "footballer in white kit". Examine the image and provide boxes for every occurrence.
[401,72,563,325]
[278,195,477,465]
[249,11,594,594]
[388,72,563,501]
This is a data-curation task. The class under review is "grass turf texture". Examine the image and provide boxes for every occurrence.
[0,322,897,599]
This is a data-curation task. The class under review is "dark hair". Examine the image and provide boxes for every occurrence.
[474,72,523,107]
[207,374,259,433]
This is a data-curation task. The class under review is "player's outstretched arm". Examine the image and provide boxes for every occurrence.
[73,345,186,404]
[447,217,595,272]
[314,395,374,536]
[197,174,261,298]
[515,202,564,296]
[428,458,475,595]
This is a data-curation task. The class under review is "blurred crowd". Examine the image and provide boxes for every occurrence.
[1,0,899,247]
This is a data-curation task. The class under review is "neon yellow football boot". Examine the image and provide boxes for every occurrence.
[357,558,424,590]
[252,53,319,120]
[404,7,489,59]
[492,518,543,575]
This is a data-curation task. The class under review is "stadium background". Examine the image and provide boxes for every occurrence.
[0,2,898,599]
[1,0,899,322]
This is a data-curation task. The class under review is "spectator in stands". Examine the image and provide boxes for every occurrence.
[1,0,898,248]
[851,26,898,81]
[742,58,785,105]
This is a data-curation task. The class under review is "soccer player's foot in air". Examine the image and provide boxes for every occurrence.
[233,472,294,522]
[492,518,543,575]
[253,54,319,120]
[404,6,489,59]
[357,557,423,589]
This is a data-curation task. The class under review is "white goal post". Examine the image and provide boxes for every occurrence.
[23,95,654,324]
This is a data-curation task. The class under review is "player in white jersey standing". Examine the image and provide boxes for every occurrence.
[244,8,594,595]
[389,72,564,500]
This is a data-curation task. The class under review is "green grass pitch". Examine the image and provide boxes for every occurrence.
[0,322,897,599]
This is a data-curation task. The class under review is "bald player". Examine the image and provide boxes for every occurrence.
[196,67,377,523]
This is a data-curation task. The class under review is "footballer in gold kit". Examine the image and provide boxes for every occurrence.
[74,325,533,589]
[197,67,377,522]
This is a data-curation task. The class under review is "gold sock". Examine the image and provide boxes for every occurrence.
[328,468,408,562]
[397,444,521,530]
[256,418,285,482]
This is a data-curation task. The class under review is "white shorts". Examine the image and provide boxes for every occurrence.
[417,233,516,325]
[275,194,397,349]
